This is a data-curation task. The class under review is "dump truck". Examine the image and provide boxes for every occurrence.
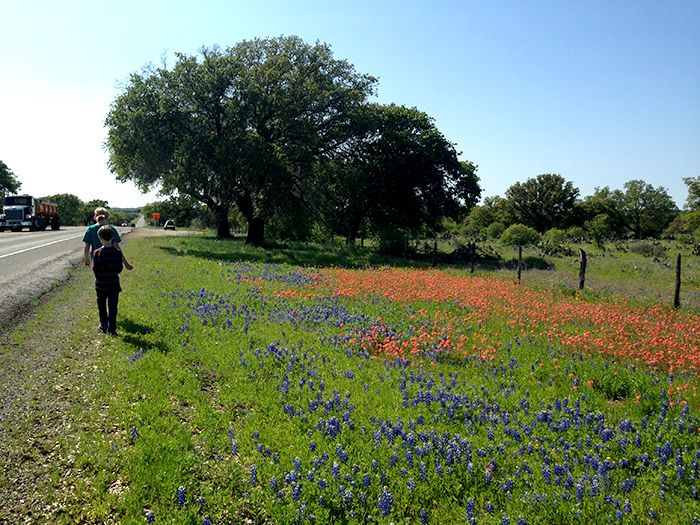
[0,194,60,232]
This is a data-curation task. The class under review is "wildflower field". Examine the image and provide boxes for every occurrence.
[63,236,699,524]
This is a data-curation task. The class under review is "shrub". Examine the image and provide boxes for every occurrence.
[628,240,666,258]
[500,223,540,247]
[484,221,505,239]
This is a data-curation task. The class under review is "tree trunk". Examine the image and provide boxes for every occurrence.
[247,217,265,246]
[235,191,265,246]
[212,205,231,239]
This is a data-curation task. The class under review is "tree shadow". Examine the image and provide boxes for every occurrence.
[156,236,460,270]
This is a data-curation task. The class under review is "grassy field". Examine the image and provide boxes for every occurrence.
[6,235,700,524]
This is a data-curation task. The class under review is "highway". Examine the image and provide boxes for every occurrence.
[0,226,129,330]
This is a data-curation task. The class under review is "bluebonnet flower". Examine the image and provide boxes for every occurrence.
[202,517,212,525]
[129,347,145,363]
[621,477,636,493]
[130,426,139,441]
[146,511,155,522]
[377,486,393,517]
[250,465,258,485]
[421,509,429,524]
[517,517,528,525]
[293,483,302,502]
[332,461,340,480]
[228,428,238,455]
[407,478,416,491]
[336,444,349,463]
[177,486,186,507]
[466,498,475,519]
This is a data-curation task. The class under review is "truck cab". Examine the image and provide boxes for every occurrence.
[0,195,60,232]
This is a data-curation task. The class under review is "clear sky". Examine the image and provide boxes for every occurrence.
[1,0,698,208]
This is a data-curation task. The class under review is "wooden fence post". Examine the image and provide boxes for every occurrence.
[517,245,522,283]
[470,242,476,273]
[579,248,587,290]
[674,253,681,309]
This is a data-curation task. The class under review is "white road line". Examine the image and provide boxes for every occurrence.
[0,234,84,260]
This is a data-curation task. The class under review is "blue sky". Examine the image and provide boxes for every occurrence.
[1,0,698,207]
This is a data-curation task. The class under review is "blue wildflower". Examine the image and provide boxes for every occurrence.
[377,486,394,517]
[250,465,258,485]
[176,486,186,507]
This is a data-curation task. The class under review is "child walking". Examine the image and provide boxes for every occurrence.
[92,225,126,335]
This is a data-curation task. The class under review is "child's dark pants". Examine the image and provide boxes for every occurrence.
[97,291,120,333]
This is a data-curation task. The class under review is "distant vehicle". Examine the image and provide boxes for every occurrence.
[163,219,176,230]
[121,222,128,227]
[130,223,136,228]
[0,194,60,232]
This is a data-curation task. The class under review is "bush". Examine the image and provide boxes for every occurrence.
[500,223,540,247]
[542,228,568,244]
[484,221,505,239]
[565,226,587,242]
[377,228,412,256]
[628,240,666,258]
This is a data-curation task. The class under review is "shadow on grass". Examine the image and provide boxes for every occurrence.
[121,333,171,354]
[119,317,154,335]
[155,235,488,270]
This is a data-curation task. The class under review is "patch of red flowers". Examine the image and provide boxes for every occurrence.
[319,268,700,373]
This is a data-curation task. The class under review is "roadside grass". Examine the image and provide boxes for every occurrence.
[5,235,699,523]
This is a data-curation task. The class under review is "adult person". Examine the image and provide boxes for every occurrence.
[83,207,133,269]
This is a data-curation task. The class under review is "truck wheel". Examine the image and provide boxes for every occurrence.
[51,221,60,231]
[0,227,4,232]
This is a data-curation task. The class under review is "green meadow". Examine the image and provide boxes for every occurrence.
[4,235,699,524]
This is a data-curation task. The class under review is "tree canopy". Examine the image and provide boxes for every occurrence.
[0,160,21,200]
[503,174,579,232]
[684,176,700,211]
[318,103,480,245]
[584,180,678,239]
[106,36,376,245]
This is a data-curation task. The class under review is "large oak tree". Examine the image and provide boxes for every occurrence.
[106,36,376,244]
[318,104,480,246]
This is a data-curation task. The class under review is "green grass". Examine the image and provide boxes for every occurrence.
[9,235,699,524]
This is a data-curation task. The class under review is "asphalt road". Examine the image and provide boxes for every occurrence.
[0,226,129,331]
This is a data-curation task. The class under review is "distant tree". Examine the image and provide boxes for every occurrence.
[318,103,481,248]
[585,213,613,248]
[503,174,579,232]
[106,36,376,245]
[500,223,540,247]
[81,199,110,225]
[585,180,678,239]
[41,193,84,225]
[683,176,700,211]
[0,160,21,200]
[142,195,213,229]
[464,205,495,236]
